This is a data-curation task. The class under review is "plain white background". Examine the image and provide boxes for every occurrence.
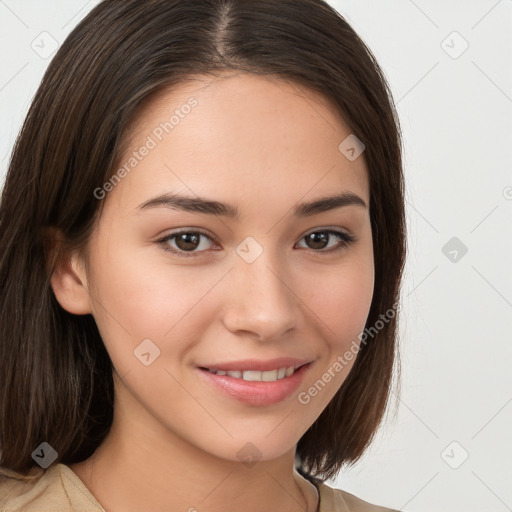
[0,1,511,511]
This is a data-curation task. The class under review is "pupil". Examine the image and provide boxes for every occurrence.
[308,233,327,249]
[177,233,199,251]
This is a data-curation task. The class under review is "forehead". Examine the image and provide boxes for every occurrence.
[106,72,369,218]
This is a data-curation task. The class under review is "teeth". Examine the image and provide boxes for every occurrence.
[243,370,265,381]
[261,369,278,382]
[208,366,298,382]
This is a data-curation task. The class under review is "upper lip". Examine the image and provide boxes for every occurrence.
[197,357,313,372]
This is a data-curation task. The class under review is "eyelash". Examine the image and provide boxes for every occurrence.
[156,228,356,258]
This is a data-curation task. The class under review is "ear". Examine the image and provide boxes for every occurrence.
[45,228,93,315]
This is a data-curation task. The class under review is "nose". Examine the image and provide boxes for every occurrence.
[221,247,300,342]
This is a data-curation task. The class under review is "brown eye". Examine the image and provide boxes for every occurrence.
[158,230,215,256]
[297,230,355,253]
[174,232,201,251]
[157,228,355,258]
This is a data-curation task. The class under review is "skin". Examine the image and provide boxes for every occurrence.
[51,71,374,512]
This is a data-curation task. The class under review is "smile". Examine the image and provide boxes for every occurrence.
[203,366,300,382]
[197,362,312,406]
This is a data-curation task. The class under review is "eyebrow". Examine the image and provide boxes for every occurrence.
[136,191,367,218]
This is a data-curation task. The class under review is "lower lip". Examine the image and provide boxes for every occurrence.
[196,363,311,406]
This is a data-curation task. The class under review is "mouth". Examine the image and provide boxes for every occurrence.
[198,363,307,382]
[196,361,313,406]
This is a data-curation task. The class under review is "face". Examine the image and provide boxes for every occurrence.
[75,72,374,464]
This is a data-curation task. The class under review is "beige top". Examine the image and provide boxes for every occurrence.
[0,463,401,511]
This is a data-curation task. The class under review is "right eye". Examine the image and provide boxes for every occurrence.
[156,230,217,257]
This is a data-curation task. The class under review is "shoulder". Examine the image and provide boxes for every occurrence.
[0,463,104,512]
[318,481,403,512]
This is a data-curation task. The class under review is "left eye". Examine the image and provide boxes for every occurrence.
[157,229,355,257]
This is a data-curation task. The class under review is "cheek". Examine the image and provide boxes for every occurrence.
[293,255,374,416]
[87,246,221,358]
[300,252,374,349]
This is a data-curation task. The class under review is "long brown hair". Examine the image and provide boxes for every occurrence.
[0,0,406,482]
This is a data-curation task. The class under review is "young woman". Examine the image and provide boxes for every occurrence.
[0,1,406,510]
